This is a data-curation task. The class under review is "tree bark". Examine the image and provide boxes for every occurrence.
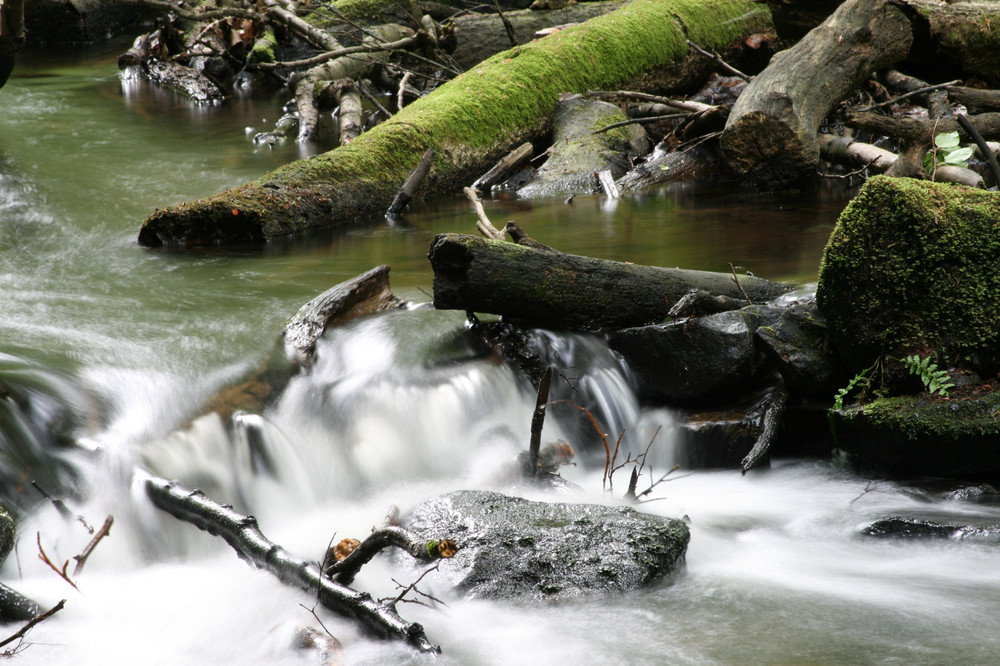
[144,476,440,653]
[720,0,913,189]
[429,233,791,330]
[0,0,24,88]
[138,0,774,247]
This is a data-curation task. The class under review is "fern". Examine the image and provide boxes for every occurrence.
[832,367,871,411]
[902,355,954,396]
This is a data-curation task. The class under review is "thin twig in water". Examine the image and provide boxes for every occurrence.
[36,533,79,591]
[0,599,66,651]
[729,262,753,305]
[822,157,879,181]
[72,515,113,576]
[384,560,447,608]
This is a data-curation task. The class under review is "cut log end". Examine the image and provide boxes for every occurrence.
[720,111,817,188]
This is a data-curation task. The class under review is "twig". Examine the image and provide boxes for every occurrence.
[384,560,447,608]
[586,90,713,113]
[821,156,880,180]
[548,400,612,490]
[464,187,505,239]
[636,465,683,500]
[357,80,392,119]
[491,0,518,48]
[0,599,66,651]
[72,515,113,576]
[526,367,553,478]
[685,39,750,82]
[36,533,79,591]
[728,262,752,305]
[397,71,413,113]
[956,113,1000,187]
[857,79,960,112]
[257,35,420,70]
[592,113,689,134]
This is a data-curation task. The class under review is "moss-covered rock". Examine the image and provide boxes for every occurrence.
[831,388,1000,479]
[816,176,1000,379]
[0,507,13,563]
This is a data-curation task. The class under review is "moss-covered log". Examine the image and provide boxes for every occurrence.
[429,233,791,330]
[816,176,1000,378]
[138,0,773,246]
[720,0,913,189]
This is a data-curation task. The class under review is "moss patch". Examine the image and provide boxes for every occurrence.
[816,176,1000,376]
[140,0,771,245]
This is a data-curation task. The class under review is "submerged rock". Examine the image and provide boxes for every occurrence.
[402,490,689,599]
[862,516,1000,542]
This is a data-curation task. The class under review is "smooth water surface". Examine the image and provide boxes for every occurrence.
[1,43,997,666]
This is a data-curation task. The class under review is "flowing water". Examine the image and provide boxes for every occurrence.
[1,43,998,665]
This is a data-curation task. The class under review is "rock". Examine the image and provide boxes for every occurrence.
[754,299,840,397]
[401,490,689,599]
[945,484,1000,503]
[830,388,1000,479]
[816,176,1000,381]
[518,97,649,198]
[25,0,142,45]
[861,516,1000,542]
[608,310,759,402]
[0,507,12,563]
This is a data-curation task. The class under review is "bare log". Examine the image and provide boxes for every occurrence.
[845,110,1000,144]
[144,476,440,653]
[471,142,534,191]
[818,134,897,174]
[335,80,363,145]
[720,0,913,188]
[948,86,1000,114]
[428,233,790,330]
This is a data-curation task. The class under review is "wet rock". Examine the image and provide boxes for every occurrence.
[401,490,689,600]
[608,310,758,402]
[830,389,1000,479]
[26,0,142,45]
[861,516,1000,543]
[754,299,839,397]
[518,97,649,198]
[945,484,1000,503]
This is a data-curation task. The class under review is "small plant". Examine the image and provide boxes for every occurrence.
[925,131,976,174]
[902,354,954,396]
[832,367,871,411]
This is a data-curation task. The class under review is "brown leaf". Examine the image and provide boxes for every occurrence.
[333,538,361,562]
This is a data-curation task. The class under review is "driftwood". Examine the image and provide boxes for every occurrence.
[386,148,434,218]
[740,385,789,474]
[428,233,790,330]
[471,142,533,191]
[144,476,440,653]
[334,79,363,146]
[845,111,1000,145]
[720,0,913,188]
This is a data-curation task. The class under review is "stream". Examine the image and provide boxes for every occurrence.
[1,42,999,665]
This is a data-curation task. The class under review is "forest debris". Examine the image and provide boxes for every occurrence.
[144,476,440,653]
[72,515,113,576]
[740,385,789,474]
[471,142,533,192]
[464,187,504,240]
[325,526,458,586]
[0,599,65,653]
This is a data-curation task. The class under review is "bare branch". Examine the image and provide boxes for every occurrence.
[72,515,113,576]
[0,599,66,651]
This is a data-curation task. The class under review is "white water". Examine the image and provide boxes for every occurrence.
[5,308,1000,665]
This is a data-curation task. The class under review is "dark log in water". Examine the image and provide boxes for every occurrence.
[144,476,441,653]
[428,233,791,330]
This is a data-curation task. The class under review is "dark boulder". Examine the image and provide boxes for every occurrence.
[754,299,840,397]
[608,310,759,402]
[401,490,689,600]
[26,0,142,45]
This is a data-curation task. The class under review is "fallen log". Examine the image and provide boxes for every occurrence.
[144,476,440,653]
[428,233,791,330]
[845,110,1000,144]
[138,0,774,246]
[720,0,913,188]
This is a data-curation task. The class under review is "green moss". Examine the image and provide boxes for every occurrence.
[816,176,1000,374]
[846,391,1000,441]
[248,28,277,64]
[141,0,771,244]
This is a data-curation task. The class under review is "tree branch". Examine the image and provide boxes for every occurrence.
[144,476,440,653]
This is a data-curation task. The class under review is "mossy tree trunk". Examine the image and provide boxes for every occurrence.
[137,0,773,247]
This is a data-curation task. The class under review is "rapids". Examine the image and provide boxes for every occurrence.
[0,42,997,666]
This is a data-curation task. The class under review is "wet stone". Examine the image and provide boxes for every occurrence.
[401,490,689,600]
